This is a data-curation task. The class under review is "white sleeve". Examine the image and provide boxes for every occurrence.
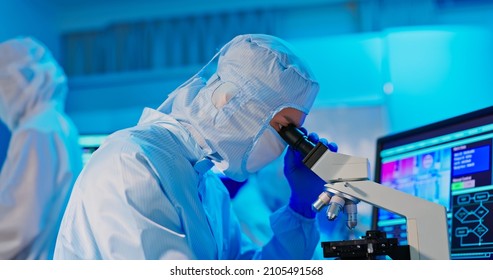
[0,130,57,259]
[55,144,196,259]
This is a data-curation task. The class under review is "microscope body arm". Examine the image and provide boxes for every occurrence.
[306,148,450,260]
[327,180,450,260]
[277,125,450,260]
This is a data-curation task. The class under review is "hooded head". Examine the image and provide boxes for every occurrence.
[0,36,67,130]
[158,34,319,181]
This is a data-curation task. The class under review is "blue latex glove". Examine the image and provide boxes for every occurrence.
[284,128,338,218]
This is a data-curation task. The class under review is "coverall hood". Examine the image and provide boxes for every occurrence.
[0,36,67,130]
[158,34,319,182]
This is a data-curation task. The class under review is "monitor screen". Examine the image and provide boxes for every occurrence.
[373,106,493,260]
[78,134,109,166]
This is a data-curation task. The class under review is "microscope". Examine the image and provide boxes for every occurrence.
[279,124,450,260]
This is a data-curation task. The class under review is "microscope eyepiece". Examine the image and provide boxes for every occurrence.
[278,124,315,157]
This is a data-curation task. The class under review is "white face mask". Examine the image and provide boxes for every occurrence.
[246,126,287,173]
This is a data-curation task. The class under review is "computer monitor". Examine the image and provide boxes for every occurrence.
[78,134,109,166]
[373,106,493,260]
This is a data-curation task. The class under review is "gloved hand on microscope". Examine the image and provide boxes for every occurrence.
[283,127,338,218]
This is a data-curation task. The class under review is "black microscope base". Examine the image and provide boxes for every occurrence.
[321,230,410,260]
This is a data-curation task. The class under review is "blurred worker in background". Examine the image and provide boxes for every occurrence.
[54,34,337,260]
[0,37,83,259]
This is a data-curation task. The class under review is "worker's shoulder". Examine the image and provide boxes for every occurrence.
[97,124,185,163]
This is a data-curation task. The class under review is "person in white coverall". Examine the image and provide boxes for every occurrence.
[0,37,83,259]
[54,34,337,260]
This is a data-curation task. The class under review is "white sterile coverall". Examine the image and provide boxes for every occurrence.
[0,37,83,259]
[54,34,320,259]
